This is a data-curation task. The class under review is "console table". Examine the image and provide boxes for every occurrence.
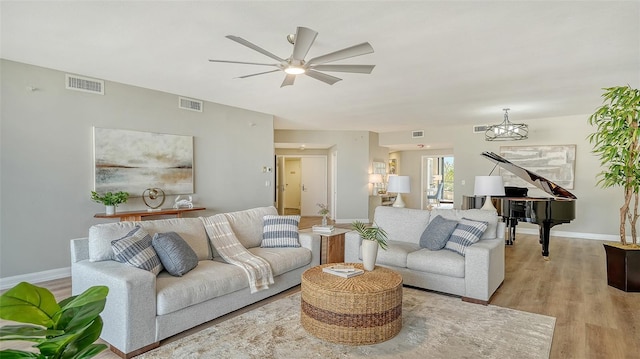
[94,207,206,222]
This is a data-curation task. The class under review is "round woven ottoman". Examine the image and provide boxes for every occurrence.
[300,263,403,345]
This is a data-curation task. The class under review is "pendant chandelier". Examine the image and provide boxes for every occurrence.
[485,108,528,141]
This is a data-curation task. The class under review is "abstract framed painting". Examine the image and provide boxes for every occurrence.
[93,127,194,196]
[499,144,576,189]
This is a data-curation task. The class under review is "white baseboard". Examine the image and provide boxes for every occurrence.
[0,267,71,290]
[334,218,369,225]
[515,228,624,242]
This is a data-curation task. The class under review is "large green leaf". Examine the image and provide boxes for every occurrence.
[0,349,42,358]
[59,317,104,359]
[69,344,108,359]
[0,283,60,328]
[0,324,63,341]
[56,298,106,332]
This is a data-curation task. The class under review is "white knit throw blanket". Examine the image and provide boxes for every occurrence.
[200,214,274,294]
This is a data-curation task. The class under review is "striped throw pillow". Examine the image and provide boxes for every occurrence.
[444,218,488,257]
[111,226,163,275]
[261,215,301,248]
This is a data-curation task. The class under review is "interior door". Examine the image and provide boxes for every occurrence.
[276,156,285,214]
[300,156,328,216]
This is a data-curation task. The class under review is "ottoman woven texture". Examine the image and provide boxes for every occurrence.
[301,263,403,345]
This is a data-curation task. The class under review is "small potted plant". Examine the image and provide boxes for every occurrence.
[0,282,109,358]
[91,190,129,215]
[317,203,330,226]
[588,85,639,291]
[352,220,388,271]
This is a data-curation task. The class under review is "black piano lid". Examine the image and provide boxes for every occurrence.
[481,151,577,200]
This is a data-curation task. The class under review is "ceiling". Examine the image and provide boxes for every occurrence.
[2,1,639,140]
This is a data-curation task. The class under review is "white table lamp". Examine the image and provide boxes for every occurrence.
[474,176,505,211]
[387,175,411,208]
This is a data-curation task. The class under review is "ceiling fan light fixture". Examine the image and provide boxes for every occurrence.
[284,66,305,75]
[485,108,529,141]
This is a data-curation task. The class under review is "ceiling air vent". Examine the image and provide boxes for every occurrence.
[411,130,424,138]
[179,97,203,112]
[473,125,489,133]
[65,74,104,95]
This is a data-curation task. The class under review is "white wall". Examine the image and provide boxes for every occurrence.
[0,60,275,278]
[380,115,622,238]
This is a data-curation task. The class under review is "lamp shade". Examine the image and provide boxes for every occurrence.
[368,173,383,184]
[474,176,506,196]
[387,175,411,194]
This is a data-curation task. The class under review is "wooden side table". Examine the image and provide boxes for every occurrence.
[303,228,351,264]
[94,207,206,222]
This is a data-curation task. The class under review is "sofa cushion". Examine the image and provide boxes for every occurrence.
[156,261,248,315]
[225,206,278,249]
[89,221,139,261]
[420,215,458,250]
[362,240,421,268]
[261,215,301,248]
[444,218,488,256]
[139,218,212,260]
[373,206,431,245]
[249,247,311,276]
[431,208,498,239]
[407,248,466,278]
[111,226,163,275]
[152,232,199,277]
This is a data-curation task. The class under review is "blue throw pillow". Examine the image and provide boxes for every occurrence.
[420,215,459,250]
[152,232,199,277]
[444,218,488,256]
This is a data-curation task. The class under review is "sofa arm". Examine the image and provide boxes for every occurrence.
[299,232,321,267]
[344,231,362,263]
[71,260,157,354]
[463,238,505,302]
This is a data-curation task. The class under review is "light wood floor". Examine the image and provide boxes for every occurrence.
[2,217,639,358]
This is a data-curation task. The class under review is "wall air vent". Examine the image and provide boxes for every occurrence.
[411,130,425,138]
[473,125,489,133]
[179,97,203,112]
[65,74,104,95]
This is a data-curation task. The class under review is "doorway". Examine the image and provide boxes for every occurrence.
[276,155,328,216]
[421,155,454,209]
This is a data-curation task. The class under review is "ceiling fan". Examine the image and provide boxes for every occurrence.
[209,26,375,87]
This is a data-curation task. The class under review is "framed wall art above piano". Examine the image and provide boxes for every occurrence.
[500,144,576,190]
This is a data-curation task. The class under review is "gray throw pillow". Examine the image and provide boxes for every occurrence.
[152,232,198,276]
[420,215,459,250]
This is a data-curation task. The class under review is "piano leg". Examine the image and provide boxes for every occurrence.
[539,221,552,260]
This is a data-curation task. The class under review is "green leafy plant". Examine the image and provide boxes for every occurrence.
[588,85,640,246]
[0,282,109,359]
[316,203,329,216]
[90,191,129,207]
[351,220,388,250]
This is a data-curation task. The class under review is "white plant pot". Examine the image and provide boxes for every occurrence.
[105,205,115,215]
[361,239,379,271]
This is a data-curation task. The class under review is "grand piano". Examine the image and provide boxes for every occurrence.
[462,151,577,259]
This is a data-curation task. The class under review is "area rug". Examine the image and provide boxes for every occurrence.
[137,288,555,359]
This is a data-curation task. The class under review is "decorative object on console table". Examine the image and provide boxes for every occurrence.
[474,176,505,211]
[352,221,388,271]
[174,195,194,209]
[317,203,330,226]
[90,190,129,215]
[94,207,206,222]
[386,175,410,208]
[588,85,639,292]
[142,187,165,210]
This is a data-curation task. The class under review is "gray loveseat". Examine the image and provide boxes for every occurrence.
[345,206,505,304]
[71,206,319,358]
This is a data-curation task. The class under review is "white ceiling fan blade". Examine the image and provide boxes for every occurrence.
[305,70,342,85]
[280,74,296,87]
[226,35,285,62]
[291,27,318,61]
[310,64,375,74]
[209,59,279,67]
[237,69,281,79]
[307,42,374,65]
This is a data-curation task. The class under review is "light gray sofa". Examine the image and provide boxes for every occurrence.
[71,206,319,358]
[345,206,505,304]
